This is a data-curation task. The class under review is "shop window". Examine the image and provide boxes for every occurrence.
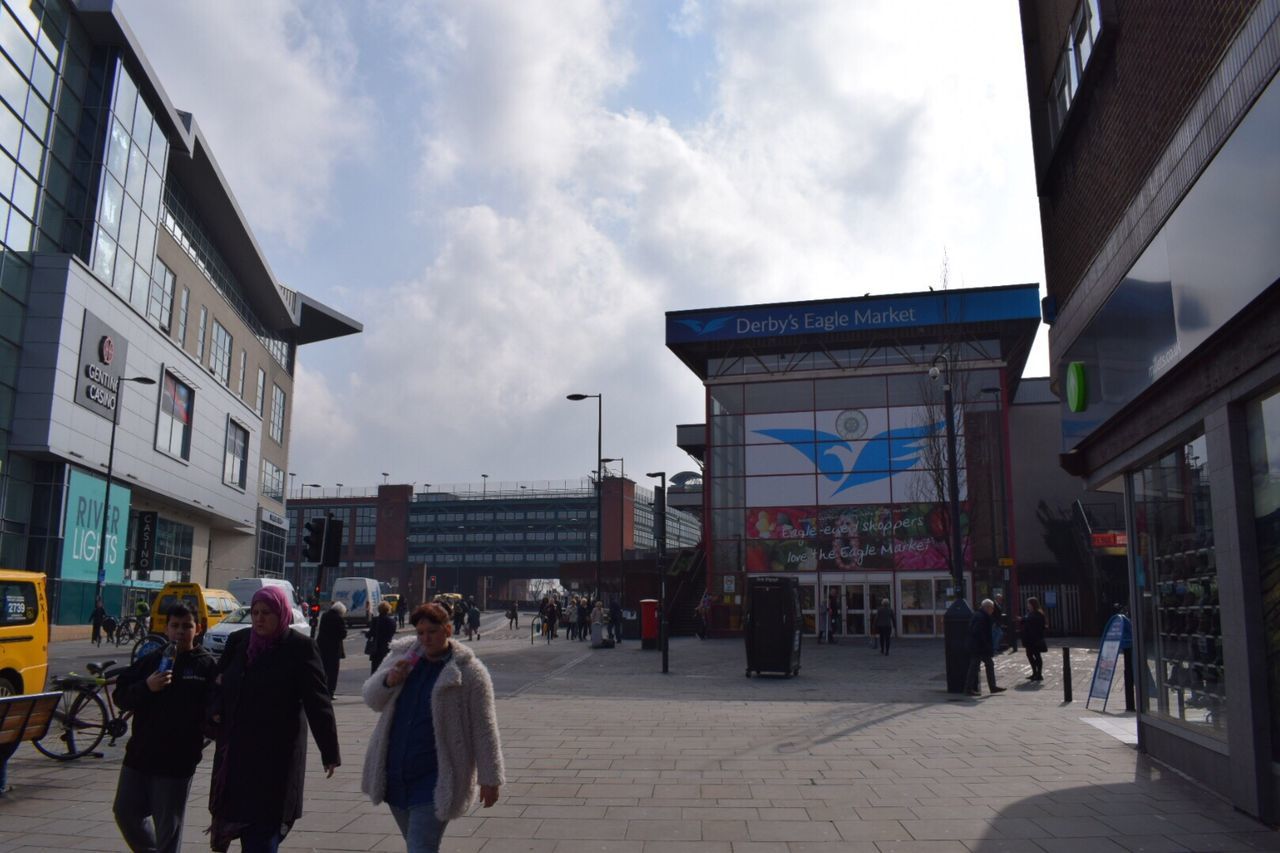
[1131,434,1224,735]
[1246,386,1280,761]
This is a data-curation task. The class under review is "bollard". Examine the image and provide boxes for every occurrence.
[1063,646,1073,702]
[1123,647,1135,711]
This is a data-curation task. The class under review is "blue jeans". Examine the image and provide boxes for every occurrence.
[390,802,448,853]
[238,822,283,853]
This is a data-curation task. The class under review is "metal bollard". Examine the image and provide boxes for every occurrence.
[1063,646,1072,702]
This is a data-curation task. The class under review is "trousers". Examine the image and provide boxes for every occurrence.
[390,802,449,853]
[965,654,997,693]
[112,764,193,853]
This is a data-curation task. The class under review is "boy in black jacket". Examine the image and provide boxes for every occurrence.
[111,604,217,853]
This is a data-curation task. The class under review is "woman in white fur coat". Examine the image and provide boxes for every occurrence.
[362,602,503,853]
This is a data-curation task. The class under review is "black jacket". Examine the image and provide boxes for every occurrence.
[968,608,995,656]
[315,609,346,661]
[367,614,396,657]
[113,645,217,777]
[209,629,340,828]
[1021,610,1048,652]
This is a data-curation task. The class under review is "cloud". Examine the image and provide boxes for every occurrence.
[117,0,373,249]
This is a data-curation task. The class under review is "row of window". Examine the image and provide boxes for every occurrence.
[419,552,588,564]
[413,509,595,524]
[1047,0,1102,142]
[406,530,592,544]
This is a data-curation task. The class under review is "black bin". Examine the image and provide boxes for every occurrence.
[744,575,802,677]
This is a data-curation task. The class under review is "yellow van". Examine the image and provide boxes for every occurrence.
[150,582,240,636]
[0,569,49,696]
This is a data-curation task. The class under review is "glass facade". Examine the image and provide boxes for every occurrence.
[257,520,285,577]
[259,458,284,502]
[222,418,247,489]
[1132,435,1224,734]
[1246,386,1280,762]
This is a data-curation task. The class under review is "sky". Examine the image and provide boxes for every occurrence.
[116,0,1047,494]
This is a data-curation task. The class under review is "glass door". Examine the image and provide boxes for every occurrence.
[799,583,817,636]
[845,584,867,636]
[869,581,893,633]
[899,576,937,636]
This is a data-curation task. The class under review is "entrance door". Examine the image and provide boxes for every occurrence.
[845,584,867,636]
[822,584,842,639]
[869,581,892,633]
[799,583,818,636]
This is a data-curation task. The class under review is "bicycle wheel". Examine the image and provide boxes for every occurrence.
[133,632,166,663]
[33,687,108,760]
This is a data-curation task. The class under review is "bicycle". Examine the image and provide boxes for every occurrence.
[33,659,133,761]
[114,616,147,646]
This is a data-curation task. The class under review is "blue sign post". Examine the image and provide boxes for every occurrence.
[1087,614,1132,711]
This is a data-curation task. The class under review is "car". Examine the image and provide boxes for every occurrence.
[202,604,310,659]
[0,569,48,696]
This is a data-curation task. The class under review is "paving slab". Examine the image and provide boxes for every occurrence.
[1,622,1275,851]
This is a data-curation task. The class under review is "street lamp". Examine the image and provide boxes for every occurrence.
[94,375,156,609]
[481,473,489,498]
[381,472,390,485]
[288,471,296,499]
[602,457,624,561]
[646,471,669,673]
[305,483,321,499]
[567,393,603,596]
[335,482,343,498]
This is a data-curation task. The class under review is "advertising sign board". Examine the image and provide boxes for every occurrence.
[61,469,132,584]
[1087,614,1133,711]
[74,311,130,422]
[134,511,158,577]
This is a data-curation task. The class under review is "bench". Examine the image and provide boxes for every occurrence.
[0,692,62,748]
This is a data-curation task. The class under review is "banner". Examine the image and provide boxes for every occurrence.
[61,469,132,585]
[1087,614,1133,710]
[134,511,158,578]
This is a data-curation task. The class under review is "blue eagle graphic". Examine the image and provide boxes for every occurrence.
[674,316,732,335]
[755,422,946,495]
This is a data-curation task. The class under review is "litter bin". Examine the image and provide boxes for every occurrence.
[944,597,974,693]
[621,608,640,641]
[744,576,802,677]
[640,599,658,650]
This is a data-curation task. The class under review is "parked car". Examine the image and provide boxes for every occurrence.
[0,569,48,696]
[228,577,303,610]
[203,604,310,659]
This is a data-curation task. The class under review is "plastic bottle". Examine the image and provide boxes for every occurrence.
[157,642,177,674]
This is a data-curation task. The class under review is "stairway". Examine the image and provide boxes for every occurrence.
[663,546,706,636]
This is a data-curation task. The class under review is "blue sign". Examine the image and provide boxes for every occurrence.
[666,286,1041,345]
[61,469,132,585]
[1086,614,1132,711]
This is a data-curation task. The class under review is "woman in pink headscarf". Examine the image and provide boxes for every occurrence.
[208,587,340,852]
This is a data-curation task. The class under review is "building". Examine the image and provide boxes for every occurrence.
[284,479,701,606]
[0,0,360,626]
[665,284,1041,638]
[1016,0,1280,820]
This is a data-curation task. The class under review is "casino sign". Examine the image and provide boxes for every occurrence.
[75,310,131,422]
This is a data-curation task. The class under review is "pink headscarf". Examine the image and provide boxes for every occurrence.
[245,586,293,665]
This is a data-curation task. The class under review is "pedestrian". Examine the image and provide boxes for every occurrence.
[874,598,896,656]
[396,596,407,629]
[590,600,606,647]
[966,599,1006,697]
[111,604,217,853]
[361,602,504,853]
[466,600,481,641]
[991,594,1006,652]
[608,599,623,644]
[506,601,518,630]
[1021,597,1048,681]
[452,601,466,636]
[91,597,107,646]
[826,589,840,644]
[135,597,152,633]
[367,602,397,673]
[0,739,15,797]
[207,587,340,853]
[695,591,713,640]
[576,596,589,642]
[316,601,347,698]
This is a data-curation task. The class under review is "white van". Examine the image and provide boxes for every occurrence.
[228,577,302,610]
[331,577,382,627]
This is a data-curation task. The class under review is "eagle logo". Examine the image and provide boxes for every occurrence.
[754,421,946,495]
[674,316,732,335]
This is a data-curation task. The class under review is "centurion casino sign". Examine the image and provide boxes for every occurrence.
[75,310,130,422]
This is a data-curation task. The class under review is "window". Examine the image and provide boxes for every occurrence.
[1047,0,1103,141]
[176,287,189,346]
[223,418,249,489]
[255,368,265,417]
[1246,387,1280,761]
[146,259,175,332]
[0,577,38,626]
[195,305,207,360]
[155,371,194,460]
[270,383,286,443]
[257,521,286,577]
[151,518,193,582]
[237,350,246,397]
[260,459,285,502]
[210,320,232,385]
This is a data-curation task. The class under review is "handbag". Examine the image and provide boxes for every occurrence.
[364,631,375,655]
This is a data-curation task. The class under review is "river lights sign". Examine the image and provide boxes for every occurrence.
[75,311,131,422]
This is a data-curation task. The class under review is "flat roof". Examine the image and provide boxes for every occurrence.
[665,283,1043,381]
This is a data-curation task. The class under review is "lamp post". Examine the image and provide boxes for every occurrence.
[289,471,296,500]
[305,483,321,499]
[335,483,343,498]
[567,393,603,596]
[94,375,156,609]
[381,472,390,485]
[646,471,668,673]
[481,473,489,498]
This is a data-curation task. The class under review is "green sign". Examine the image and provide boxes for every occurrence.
[1066,361,1088,413]
[62,469,132,584]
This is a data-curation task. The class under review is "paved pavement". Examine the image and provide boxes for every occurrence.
[3,617,1277,852]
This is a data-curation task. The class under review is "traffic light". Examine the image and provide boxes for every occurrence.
[321,518,343,567]
[428,575,437,590]
[302,517,326,563]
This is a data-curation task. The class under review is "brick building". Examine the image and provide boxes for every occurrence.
[1017,0,1280,820]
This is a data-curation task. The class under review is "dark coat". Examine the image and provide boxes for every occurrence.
[209,629,340,829]
[1021,609,1048,652]
[968,608,995,657]
[113,645,218,777]
[316,608,347,663]
[367,614,396,658]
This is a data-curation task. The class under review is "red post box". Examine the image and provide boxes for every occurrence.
[640,599,658,649]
